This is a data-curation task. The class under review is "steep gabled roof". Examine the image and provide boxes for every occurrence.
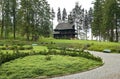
[55,23,74,30]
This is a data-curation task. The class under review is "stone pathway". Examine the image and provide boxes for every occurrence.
[50,51,120,79]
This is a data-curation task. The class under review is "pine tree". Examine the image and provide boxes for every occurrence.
[72,2,84,39]
[51,8,55,20]
[88,7,93,40]
[83,10,89,40]
[68,12,74,24]
[0,0,4,38]
[102,0,118,42]
[19,0,51,40]
[92,0,103,41]
[3,0,11,39]
[10,0,18,39]
[57,7,61,22]
[0,0,53,40]
[62,8,67,22]
[51,8,55,33]
[88,7,93,25]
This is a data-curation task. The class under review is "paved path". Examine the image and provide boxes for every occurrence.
[50,51,120,79]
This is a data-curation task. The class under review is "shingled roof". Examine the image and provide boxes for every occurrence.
[55,23,74,30]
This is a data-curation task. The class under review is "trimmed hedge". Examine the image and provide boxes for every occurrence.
[0,51,30,65]
[0,46,33,50]
[0,47,102,65]
[46,47,102,62]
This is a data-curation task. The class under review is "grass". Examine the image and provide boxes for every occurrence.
[39,38,120,53]
[0,38,120,53]
[0,55,102,79]
[0,39,104,79]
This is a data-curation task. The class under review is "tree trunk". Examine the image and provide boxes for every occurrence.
[13,6,16,40]
[86,30,87,40]
[1,12,4,38]
[1,0,4,38]
[115,27,118,42]
[26,33,30,41]
[110,28,114,42]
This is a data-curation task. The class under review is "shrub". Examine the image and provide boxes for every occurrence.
[24,46,33,50]
[45,55,52,61]
[17,44,24,47]
[0,45,33,50]
[60,47,67,55]
[0,43,4,46]
[0,46,6,50]
[33,68,45,75]
[0,45,102,66]
[18,46,25,50]
[39,50,48,55]
[0,50,30,65]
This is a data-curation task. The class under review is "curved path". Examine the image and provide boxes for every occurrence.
[50,51,120,79]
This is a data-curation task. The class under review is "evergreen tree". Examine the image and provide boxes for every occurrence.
[0,0,53,40]
[72,2,83,38]
[92,0,120,42]
[88,7,93,40]
[102,0,118,42]
[92,0,103,41]
[0,0,4,38]
[51,8,55,33]
[116,0,120,42]
[2,0,11,39]
[20,0,51,40]
[88,7,93,25]
[57,7,61,22]
[83,10,89,40]
[68,12,74,24]
[10,0,18,39]
[62,8,67,22]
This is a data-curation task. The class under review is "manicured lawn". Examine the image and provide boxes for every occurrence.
[0,38,120,53]
[39,38,120,53]
[0,55,102,79]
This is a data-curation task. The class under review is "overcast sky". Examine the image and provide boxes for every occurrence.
[47,0,94,28]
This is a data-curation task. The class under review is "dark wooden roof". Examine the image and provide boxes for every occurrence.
[55,23,74,30]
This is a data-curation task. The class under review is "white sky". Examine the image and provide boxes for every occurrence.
[47,0,94,12]
[47,0,94,28]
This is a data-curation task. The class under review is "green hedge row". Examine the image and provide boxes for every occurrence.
[0,51,30,65]
[0,47,102,66]
[0,46,33,50]
[46,47,102,62]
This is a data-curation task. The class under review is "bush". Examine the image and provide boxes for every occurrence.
[18,46,25,50]
[24,46,33,50]
[32,68,45,75]
[46,45,102,62]
[0,45,33,50]
[17,44,24,47]
[0,50,30,65]
[45,55,52,61]
[0,45,102,66]
[0,43,4,46]
[0,46,6,50]
[39,50,48,55]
